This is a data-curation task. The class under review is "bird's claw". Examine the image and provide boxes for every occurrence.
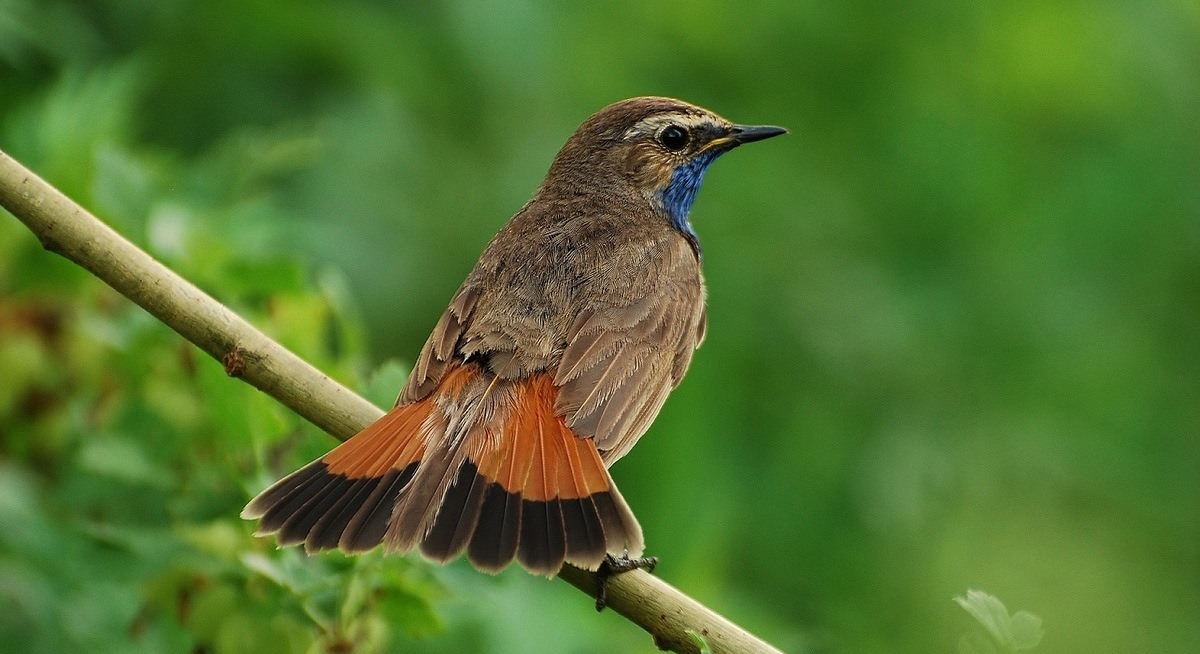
[594,553,658,611]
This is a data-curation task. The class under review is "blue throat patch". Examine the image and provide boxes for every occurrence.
[659,150,722,239]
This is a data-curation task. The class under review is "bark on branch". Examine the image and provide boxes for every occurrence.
[0,149,784,654]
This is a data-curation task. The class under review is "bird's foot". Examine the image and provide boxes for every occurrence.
[594,553,658,612]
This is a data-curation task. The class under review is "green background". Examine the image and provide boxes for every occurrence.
[1,1,1197,652]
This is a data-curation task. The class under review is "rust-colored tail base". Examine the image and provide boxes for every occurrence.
[242,365,643,576]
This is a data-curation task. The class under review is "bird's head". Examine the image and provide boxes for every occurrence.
[545,96,787,238]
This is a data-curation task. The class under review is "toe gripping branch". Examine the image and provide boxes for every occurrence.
[594,554,659,612]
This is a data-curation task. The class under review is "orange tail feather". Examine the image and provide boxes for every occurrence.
[242,365,642,575]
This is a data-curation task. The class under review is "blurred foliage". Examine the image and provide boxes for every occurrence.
[955,589,1043,654]
[1,0,1198,653]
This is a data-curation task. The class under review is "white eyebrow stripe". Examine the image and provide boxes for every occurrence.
[622,113,714,141]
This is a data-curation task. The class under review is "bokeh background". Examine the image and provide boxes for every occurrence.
[1,1,1197,652]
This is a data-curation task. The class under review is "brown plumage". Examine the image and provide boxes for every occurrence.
[242,96,785,576]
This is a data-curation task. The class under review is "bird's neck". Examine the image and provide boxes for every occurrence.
[657,151,720,240]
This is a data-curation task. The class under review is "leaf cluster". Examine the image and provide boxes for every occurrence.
[0,65,444,653]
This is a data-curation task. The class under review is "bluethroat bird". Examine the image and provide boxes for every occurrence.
[243,97,786,591]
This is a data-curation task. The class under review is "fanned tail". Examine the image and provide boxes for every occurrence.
[241,396,432,553]
[242,365,642,576]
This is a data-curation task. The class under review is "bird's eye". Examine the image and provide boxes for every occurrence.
[658,125,690,152]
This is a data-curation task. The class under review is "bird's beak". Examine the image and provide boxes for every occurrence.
[704,124,788,152]
[729,124,789,144]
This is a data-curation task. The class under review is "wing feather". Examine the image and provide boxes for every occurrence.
[555,285,704,464]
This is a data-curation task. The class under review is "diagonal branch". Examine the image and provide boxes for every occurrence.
[0,149,784,654]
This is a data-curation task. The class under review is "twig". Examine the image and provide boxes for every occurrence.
[0,149,784,654]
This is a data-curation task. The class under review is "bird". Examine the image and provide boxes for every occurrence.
[242,96,786,591]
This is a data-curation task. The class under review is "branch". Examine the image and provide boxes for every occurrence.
[0,149,784,654]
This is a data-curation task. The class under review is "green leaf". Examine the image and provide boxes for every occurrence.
[91,144,163,233]
[362,359,412,407]
[959,630,1000,654]
[955,589,1013,644]
[240,552,290,588]
[376,587,443,639]
[1009,610,1045,650]
[955,589,1044,651]
[686,629,714,654]
[75,436,172,487]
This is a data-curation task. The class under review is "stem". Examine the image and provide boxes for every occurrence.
[0,149,784,654]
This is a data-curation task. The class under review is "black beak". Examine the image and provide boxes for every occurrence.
[729,124,788,144]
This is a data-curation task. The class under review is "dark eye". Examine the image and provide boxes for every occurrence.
[658,125,690,152]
